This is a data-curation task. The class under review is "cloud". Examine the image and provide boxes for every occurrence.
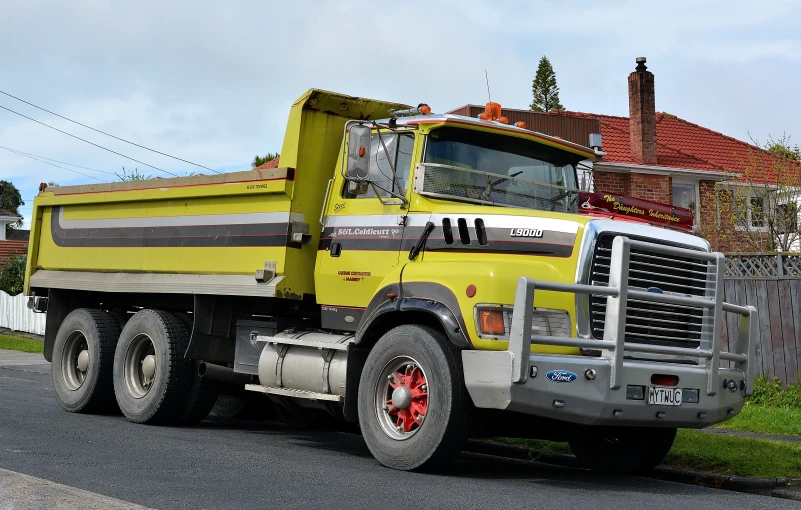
[1,0,800,228]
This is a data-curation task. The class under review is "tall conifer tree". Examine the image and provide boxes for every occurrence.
[530,56,564,112]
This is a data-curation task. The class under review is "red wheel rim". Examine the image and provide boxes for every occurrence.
[376,357,429,440]
[386,364,428,433]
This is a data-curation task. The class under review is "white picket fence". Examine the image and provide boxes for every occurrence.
[0,291,45,336]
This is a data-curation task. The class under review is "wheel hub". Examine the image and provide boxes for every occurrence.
[76,350,89,373]
[391,385,413,410]
[124,334,157,399]
[61,331,89,391]
[379,361,428,438]
[141,354,156,379]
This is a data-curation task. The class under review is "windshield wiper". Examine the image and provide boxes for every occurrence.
[408,221,435,260]
[547,189,578,203]
[481,171,522,200]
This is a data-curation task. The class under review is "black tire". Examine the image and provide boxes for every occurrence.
[112,310,193,424]
[357,325,469,471]
[569,427,677,474]
[173,313,219,425]
[51,308,122,413]
[211,394,248,419]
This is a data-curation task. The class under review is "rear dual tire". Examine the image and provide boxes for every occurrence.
[112,309,196,424]
[51,309,122,413]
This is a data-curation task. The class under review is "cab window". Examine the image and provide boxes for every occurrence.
[345,132,414,199]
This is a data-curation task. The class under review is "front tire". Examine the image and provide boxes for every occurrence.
[112,310,192,424]
[357,325,469,471]
[569,427,677,474]
[51,309,121,413]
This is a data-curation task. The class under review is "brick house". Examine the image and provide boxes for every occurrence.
[0,209,27,265]
[449,57,797,252]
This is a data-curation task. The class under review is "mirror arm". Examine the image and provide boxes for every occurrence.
[372,121,404,196]
[368,181,408,207]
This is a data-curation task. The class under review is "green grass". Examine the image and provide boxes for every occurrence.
[665,429,801,478]
[494,430,801,478]
[710,378,801,437]
[715,405,801,436]
[0,334,43,353]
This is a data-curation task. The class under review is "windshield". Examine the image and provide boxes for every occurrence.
[422,127,580,213]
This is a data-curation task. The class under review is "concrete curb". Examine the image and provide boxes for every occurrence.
[467,440,801,501]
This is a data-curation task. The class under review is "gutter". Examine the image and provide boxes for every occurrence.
[593,161,737,181]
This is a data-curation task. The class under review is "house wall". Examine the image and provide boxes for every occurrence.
[593,171,629,195]
[630,174,671,203]
[592,171,671,203]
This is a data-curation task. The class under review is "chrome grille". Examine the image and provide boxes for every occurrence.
[590,234,713,349]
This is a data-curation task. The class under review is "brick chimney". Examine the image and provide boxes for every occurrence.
[628,57,657,165]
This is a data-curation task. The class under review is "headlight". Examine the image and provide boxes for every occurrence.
[474,305,571,340]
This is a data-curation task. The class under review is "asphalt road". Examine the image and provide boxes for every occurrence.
[1,350,798,510]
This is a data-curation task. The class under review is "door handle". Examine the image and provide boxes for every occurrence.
[330,242,342,257]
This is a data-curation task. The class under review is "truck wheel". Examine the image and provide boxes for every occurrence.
[51,309,122,413]
[569,427,677,474]
[357,325,469,471]
[174,313,219,426]
[211,394,248,419]
[112,310,192,424]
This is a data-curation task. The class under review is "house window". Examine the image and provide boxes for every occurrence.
[750,197,765,228]
[777,203,798,234]
[672,181,698,225]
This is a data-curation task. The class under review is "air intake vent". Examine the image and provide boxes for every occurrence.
[457,218,470,245]
[442,218,454,245]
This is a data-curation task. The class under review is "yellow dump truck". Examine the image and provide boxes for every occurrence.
[25,89,757,472]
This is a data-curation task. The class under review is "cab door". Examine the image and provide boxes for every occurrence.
[315,131,415,330]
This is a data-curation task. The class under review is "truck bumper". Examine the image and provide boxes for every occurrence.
[463,350,746,427]
[463,236,758,429]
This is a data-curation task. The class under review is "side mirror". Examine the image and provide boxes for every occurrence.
[346,124,371,180]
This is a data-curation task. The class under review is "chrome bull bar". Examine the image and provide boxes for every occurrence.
[508,236,758,397]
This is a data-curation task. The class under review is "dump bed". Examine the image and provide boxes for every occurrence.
[24,89,409,300]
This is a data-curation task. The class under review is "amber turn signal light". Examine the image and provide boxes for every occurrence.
[515,121,527,129]
[478,309,505,336]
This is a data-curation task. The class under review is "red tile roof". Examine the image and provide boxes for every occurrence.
[549,110,797,184]
[252,157,280,171]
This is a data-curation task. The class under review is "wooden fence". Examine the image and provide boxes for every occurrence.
[723,254,801,387]
[0,291,45,336]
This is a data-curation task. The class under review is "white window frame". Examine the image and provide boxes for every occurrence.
[730,191,769,233]
[671,179,700,228]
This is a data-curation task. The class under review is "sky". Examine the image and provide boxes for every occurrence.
[1,0,800,228]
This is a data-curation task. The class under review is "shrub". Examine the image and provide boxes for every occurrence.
[0,251,26,295]
[747,378,801,409]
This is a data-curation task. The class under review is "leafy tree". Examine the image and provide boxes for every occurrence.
[115,167,152,181]
[767,134,800,161]
[0,180,24,230]
[703,134,801,252]
[530,56,564,112]
[0,251,26,295]
[252,153,280,168]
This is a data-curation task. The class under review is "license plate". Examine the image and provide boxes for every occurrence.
[648,387,682,406]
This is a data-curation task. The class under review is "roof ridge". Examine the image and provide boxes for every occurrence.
[550,109,631,121]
